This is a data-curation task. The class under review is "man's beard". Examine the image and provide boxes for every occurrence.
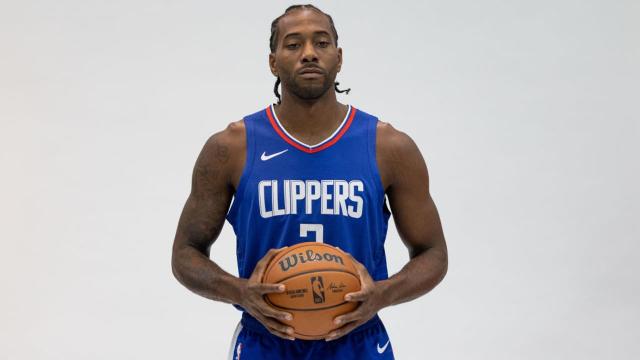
[283,72,334,101]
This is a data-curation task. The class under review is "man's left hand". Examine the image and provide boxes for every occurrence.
[325,253,388,341]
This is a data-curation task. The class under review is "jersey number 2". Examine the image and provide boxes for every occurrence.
[300,223,323,243]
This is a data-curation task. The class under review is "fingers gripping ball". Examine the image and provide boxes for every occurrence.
[262,242,361,340]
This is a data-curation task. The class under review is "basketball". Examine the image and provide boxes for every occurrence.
[262,242,361,340]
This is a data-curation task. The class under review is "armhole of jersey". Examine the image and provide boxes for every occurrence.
[226,117,255,221]
[367,116,391,281]
[367,117,385,198]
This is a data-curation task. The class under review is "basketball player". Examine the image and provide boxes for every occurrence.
[171,5,448,359]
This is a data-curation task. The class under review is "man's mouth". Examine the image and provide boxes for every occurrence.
[298,66,324,75]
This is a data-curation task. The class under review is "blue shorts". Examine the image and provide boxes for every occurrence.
[228,312,395,359]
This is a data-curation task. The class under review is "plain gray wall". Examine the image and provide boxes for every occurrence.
[1,0,638,359]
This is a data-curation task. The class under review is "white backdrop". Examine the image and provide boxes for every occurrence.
[1,1,639,359]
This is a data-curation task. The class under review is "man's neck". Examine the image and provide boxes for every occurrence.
[273,92,349,144]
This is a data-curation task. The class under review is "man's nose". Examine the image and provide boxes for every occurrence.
[301,41,318,62]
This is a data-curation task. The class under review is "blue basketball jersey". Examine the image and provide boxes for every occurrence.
[226,103,391,285]
[224,104,395,358]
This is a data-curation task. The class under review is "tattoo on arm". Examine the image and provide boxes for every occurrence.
[179,136,233,256]
[171,125,248,304]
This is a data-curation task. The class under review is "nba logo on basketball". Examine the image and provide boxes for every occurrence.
[310,276,325,304]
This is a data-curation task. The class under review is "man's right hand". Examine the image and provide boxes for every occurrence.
[239,247,295,340]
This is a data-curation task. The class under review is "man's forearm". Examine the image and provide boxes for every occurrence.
[377,246,448,308]
[172,246,247,305]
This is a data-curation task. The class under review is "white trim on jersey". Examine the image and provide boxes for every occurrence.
[227,321,244,360]
[269,103,352,149]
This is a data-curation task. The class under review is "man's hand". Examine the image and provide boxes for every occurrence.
[239,247,296,341]
[325,254,388,342]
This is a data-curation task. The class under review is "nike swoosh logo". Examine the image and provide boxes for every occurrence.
[261,149,288,161]
[377,340,390,354]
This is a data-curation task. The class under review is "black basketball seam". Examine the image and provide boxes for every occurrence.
[265,270,360,311]
[268,300,352,312]
[271,268,358,284]
[294,330,331,338]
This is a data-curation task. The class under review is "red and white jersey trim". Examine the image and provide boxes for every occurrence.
[266,104,356,153]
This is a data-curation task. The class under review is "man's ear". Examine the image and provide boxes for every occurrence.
[336,47,343,73]
[269,53,277,77]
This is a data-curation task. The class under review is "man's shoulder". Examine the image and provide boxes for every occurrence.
[375,119,418,158]
[205,119,245,151]
[194,119,247,187]
[198,119,246,172]
[351,105,410,145]
[221,119,246,140]
[202,102,268,156]
[374,117,428,191]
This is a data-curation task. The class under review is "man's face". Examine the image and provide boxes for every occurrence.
[269,9,343,102]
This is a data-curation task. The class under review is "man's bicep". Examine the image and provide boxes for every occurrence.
[173,133,234,256]
[386,133,445,258]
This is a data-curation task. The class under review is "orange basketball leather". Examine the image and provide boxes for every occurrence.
[262,242,361,340]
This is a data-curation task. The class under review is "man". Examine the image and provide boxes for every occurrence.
[171,4,448,359]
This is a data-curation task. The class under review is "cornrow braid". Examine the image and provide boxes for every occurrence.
[334,82,351,94]
[273,76,281,104]
[270,4,351,105]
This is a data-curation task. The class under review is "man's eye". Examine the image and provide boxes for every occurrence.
[286,44,299,49]
[318,41,330,47]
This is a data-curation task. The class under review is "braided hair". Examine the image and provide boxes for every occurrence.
[269,4,351,105]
